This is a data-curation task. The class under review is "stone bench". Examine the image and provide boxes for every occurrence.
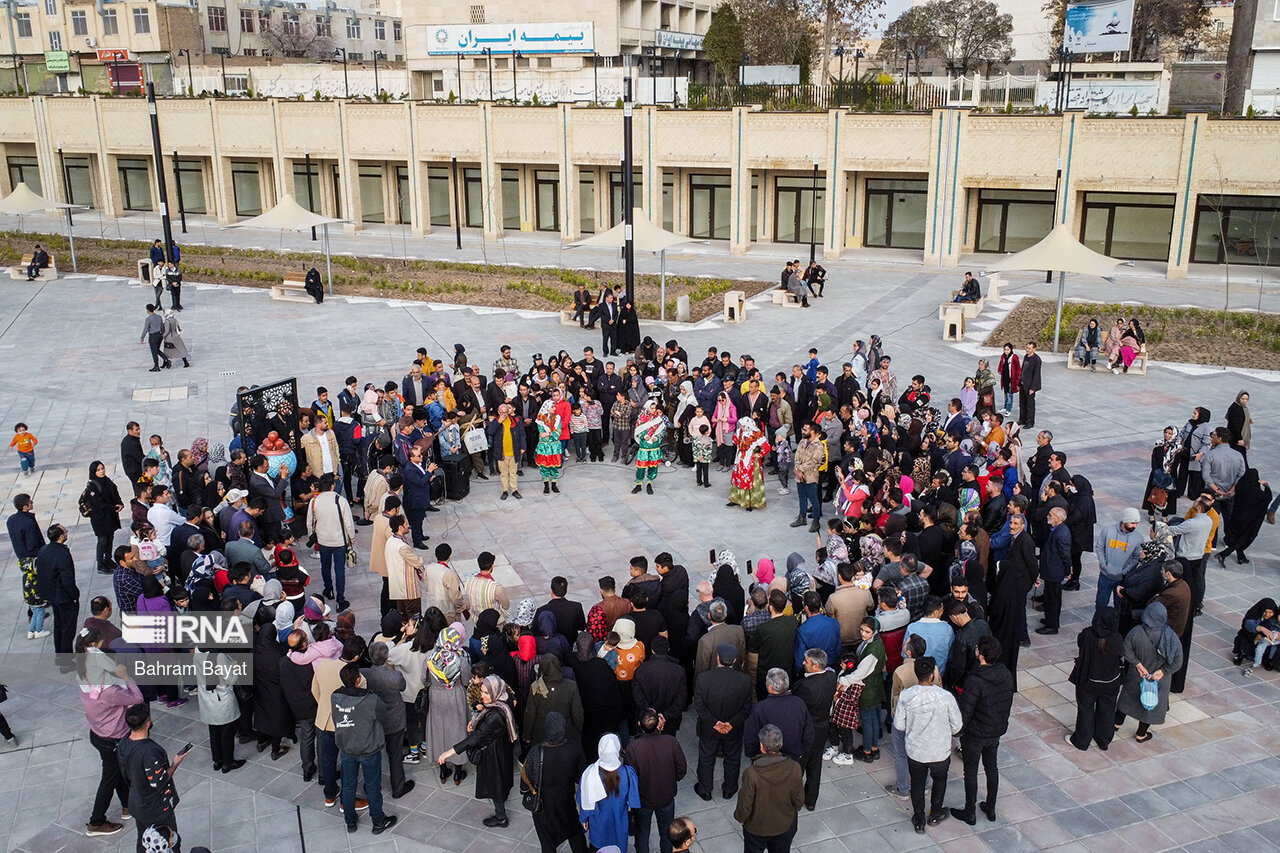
[9,253,57,281]
[939,296,984,320]
[772,289,804,308]
[941,304,965,341]
[1066,331,1148,375]
[270,276,316,303]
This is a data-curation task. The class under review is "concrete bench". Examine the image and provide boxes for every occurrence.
[1066,331,1148,375]
[9,253,57,281]
[772,289,804,308]
[270,276,316,303]
[940,296,984,320]
[560,310,581,326]
[941,304,965,341]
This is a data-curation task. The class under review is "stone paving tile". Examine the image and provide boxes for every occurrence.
[2,249,1280,853]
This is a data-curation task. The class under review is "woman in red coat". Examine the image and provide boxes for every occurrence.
[998,343,1021,418]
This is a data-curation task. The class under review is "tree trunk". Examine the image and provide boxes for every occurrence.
[1224,0,1257,115]
[820,12,833,82]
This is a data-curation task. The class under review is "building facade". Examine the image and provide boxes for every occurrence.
[402,0,715,102]
[0,95,1277,275]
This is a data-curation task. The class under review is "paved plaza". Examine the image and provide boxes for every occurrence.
[0,224,1279,853]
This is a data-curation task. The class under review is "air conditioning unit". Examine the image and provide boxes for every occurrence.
[85,37,97,47]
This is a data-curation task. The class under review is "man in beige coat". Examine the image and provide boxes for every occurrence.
[368,495,401,617]
[301,418,341,482]
[362,457,395,522]
[385,514,424,621]
[825,562,874,649]
[422,542,467,624]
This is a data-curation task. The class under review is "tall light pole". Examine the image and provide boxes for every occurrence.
[834,45,844,106]
[177,48,192,95]
[809,155,819,264]
[622,56,635,304]
[219,52,227,94]
[171,149,186,233]
[450,150,462,249]
[455,52,462,100]
[305,147,316,240]
[56,143,72,225]
[146,81,175,263]
[511,49,519,102]
[372,50,383,96]
[484,47,493,99]
[592,52,598,104]
[334,47,348,98]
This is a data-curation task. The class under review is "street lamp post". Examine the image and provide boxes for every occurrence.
[809,156,819,264]
[834,46,844,106]
[305,148,316,241]
[145,82,176,264]
[456,52,463,100]
[56,143,72,225]
[334,48,348,98]
[373,50,383,96]
[645,46,655,104]
[673,51,680,105]
[904,49,911,107]
[855,49,863,85]
[511,50,519,102]
[177,48,192,95]
[484,47,493,99]
[218,52,227,94]
[622,57,635,304]
[450,150,462,249]
[592,52,598,104]
[171,149,186,233]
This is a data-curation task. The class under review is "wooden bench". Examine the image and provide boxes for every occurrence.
[8,253,57,281]
[270,276,316,303]
[1065,330,1149,375]
[939,295,984,320]
[772,289,804,308]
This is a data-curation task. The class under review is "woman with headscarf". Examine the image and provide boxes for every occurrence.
[1073,318,1102,370]
[1217,468,1272,566]
[437,674,517,827]
[84,460,124,572]
[573,632,626,762]
[1115,523,1175,636]
[453,343,468,374]
[470,608,519,688]
[672,380,699,468]
[1066,607,1124,751]
[535,399,563,495]
[528,711,590,853]
[1232,598,1280,673]
[1177,406,1213,499]
[632,400,667,495]
[727,416,771,511]
[1114,601,1182,743]
[159,309,190,368]
[784,552,813,613]
[616,300,641,353]
[251,603,293,760]
[425,623,472,785]
[1226,390,1252,462]
[1110,319,1143,373]
[1143,426,1183,522]
[973,359,996,413]
[576,733,640,851]
[523,653,584,751]
[535,610,571,666]
[712,561,745,625]
[710,391,739,471]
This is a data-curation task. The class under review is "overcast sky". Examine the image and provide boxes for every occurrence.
[875,0,913,35]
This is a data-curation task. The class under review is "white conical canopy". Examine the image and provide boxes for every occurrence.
[226,194,345,231]
[571,208,697,254]
[985,223,1121,279]
[0,182,74,214]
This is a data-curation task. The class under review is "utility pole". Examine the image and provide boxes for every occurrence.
[172,149,186,233]
[484,47,493,99]
[450,151,462,249]
[305,148,316,240]
[334,48,348,98]
[56,144,72,225]
[511,49,518,102]
[623,57,635,304]
[809,156,819,264]
[146,81,175,263]
[373,50,382,96]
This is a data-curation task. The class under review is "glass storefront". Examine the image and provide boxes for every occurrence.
[609,171,643,227]
[463,167,482,227]
[864,178,927,249]
[7,155,41,194]
[427,166,451,227]
[502,168,520,230]
[230,161,263,216]
[579,172,595,234]
[1081,192,1174,261]
[975,189,1054,252]
[535,169,559,231]
[117,158,151,211]
[396,166,410,224]
[1191,194,1280,266]
[690,173,730,240]
[358,164,384,223]
[64,156,93,208]
[774,174,826,245]
[175,159,206,214]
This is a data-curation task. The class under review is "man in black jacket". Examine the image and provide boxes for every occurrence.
[35,524,79,655]
[248,453,288,531]
[792,648,838,811]
[950,635,1014,825]
[743,668,813,763]
[632,637,688,734]
[331,663,397,834]
[625,708,687,853]
[1018,342,1043,428]
[693,643,752,800]
[121,422,145,488]
[654,554,690,663]
[533,575,587,647]
[281,629,319,781]
[362,643,413,799]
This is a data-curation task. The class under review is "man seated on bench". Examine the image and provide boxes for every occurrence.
[26,244,50,281]
[953,271,981,303]
[786,260,810,307]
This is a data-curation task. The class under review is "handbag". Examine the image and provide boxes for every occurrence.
[463,426,489,454]
[519,746,543,813]
[338,493,358,568]
[1140,676,1159,710]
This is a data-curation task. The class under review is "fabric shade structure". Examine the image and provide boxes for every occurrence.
[0,182,82,272]
[225,194,347,294]
[984,223,1124,352]
[571,208,699,319]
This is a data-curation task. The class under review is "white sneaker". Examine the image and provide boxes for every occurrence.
[832,753,856,766]
[29,630,50,639]
[777,487,790,496]
[1111,367,1120,375]
[822,745,839,761]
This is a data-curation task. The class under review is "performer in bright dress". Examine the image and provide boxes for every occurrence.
[727,416,771,511]
[631,400,667,495]
[536,400,563,495]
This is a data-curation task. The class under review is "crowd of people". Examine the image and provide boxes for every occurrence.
[5,326,1277,853]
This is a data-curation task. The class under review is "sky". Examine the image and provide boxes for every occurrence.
[875,0,913,35]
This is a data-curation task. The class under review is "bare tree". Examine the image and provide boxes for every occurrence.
[259,16,335,60]
[804,0,885,81]
[735,0,814,67]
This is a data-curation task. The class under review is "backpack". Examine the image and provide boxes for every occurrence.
[78,484,94,518]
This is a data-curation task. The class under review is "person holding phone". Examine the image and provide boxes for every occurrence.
[77,626,144,838]
[117,702,185,852]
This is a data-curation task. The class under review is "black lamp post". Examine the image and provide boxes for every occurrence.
[511,49,519,102]
[145,82,175,263]
[809,156,819,264]
[645,46,655,103]
[305,147,316,240]
[177,48,192,95]
[56,143,72,225]
[623,56,635,303]
[373,50,384,96]
[334,47,348,98]
[834,46,844,106]
[171,148,186,233]
[218,52,227,94]
[450,150,462,249]
[854,48,864,84]
[456,52,463,100]
[484,47,493,99]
